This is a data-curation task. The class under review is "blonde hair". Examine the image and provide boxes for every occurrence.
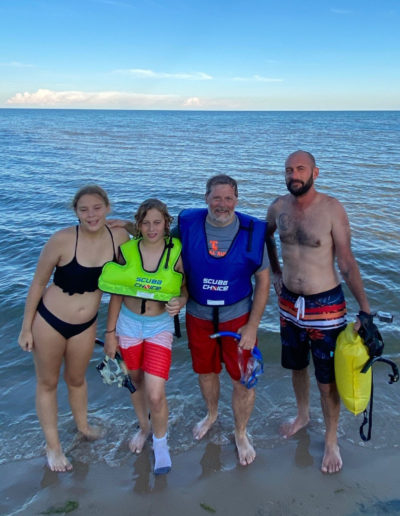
[133,198,173,238]
[71,184,110,210]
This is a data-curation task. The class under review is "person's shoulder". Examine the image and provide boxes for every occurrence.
[110,226,130,245]
[50,226,75,244]
[316,194,348,225]
[178,207,206,217]
[267,194,288,213]
[318,193,344,211]
[43,226,75,257]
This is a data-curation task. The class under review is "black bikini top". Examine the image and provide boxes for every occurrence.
[53,225,117,295]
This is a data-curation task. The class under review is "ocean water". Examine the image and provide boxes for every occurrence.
[0,109,399,468]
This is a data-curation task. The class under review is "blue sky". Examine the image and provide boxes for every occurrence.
[1,0,399,110]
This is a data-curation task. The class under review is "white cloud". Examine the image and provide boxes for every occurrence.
[183,97,202,107]
[6,88,263,110]
[233,75,283,82]
[114,68,213,80]
[7,89,181,108]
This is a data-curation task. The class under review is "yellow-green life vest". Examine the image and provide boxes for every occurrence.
[98,237,183,301]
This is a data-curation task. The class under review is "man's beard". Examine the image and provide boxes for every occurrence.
[286,173,314,197]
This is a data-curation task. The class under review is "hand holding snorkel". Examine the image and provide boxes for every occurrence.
[209,331,264,389]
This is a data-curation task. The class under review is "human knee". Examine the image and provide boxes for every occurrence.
[147,389,166,411]
[293,367,308,378]
[129,370,144,386]
[233,379,255,400]
[318,381,339,399]
[37,376,59,392]
[64,371,86,388]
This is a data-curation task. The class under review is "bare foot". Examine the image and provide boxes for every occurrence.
[280,415,310,439]
[321,443,342,474]
[46,447,73,472]
[235,431,256,466]
[78,424,104,441]
[129,428,150,454]
[192,414,217,440]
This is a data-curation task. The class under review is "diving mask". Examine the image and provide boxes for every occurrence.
[95,338,136,393]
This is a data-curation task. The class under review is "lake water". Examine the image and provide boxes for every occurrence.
[0,109,399,467]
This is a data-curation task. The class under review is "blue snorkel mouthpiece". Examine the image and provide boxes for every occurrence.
[210,331,264,389]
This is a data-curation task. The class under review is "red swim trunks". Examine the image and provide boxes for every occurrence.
[186,312,255,381]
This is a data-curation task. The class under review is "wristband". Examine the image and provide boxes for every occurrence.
[105,328,116,334]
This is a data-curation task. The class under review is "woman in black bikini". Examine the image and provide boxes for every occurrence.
[18,185,129,472]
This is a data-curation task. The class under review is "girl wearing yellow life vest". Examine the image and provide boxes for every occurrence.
[100,199,187,475]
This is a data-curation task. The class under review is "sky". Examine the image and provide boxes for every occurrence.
[1,0,399,110]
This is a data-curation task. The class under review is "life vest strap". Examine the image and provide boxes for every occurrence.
[239,219,254,253]
[212,306,223,361]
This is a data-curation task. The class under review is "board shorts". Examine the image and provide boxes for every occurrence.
[279,284,347,384]
[116,304,174,380]
[186,312,254,382]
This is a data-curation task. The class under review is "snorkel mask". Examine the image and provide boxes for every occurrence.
[95,338,136,393]
[209,331,264,389]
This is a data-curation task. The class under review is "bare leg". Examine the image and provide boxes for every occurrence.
[193,373,219,440]
[128,369,151,453]
[32,315,72,472]
[281,367,310,438]
[145,373,168,438]
[318,381,342,474]
[232,380,256,466]
[64,324,101,440]
[145,373,171,474]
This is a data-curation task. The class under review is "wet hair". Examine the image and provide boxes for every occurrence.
[72,184,110,210]
[206,174,238,197]
[133,198,173,238]
[286,150,316,168]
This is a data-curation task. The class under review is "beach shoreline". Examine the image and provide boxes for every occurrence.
[2,430,400,516]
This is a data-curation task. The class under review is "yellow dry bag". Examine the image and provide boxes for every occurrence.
[334,322,371,415]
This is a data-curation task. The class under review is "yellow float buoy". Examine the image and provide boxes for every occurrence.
[334,322,371,415]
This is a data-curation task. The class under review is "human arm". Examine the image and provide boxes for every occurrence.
[332,201,370,316]
[18,234,63,351]
[104,294,123,359]
[107,219,136,236]
[166,284,188,316]
[165,256,188,316]
[237,266,270,350]
[266,199,283,295]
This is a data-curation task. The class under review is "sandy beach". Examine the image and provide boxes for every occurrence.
[2,427,400,516]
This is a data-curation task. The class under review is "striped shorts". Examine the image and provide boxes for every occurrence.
[116,304,174,380]
[279,284,347,384]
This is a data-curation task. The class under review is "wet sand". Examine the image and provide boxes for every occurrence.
[1,430,400,516]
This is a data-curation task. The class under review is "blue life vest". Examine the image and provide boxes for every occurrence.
[178,209,267,306]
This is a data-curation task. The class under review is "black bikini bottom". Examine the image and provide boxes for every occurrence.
[37,299,97,339]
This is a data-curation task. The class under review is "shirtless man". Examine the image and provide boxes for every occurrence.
[266,150,371,474]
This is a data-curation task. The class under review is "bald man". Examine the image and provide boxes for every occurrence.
[266,150,371,474]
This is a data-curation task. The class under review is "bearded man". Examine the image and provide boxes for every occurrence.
[266,150,371,474]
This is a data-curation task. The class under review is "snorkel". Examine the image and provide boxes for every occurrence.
[209,331,264,389]
[356,312,399,441]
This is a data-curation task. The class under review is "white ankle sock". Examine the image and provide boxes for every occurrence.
[153,433,171,475]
